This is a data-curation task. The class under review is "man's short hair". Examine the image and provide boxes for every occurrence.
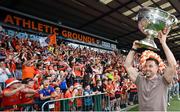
[146,58,159,65]
[22,78,33,84]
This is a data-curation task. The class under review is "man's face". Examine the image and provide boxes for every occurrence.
[0,62,6,68]
[43,80,49,88]
[55,87,61,93]
[144,60,159,78]
[85,85,90,90]
[97,81,102,86]
[108,80,112,84]
[69,86,74,91]
[38,65,43,70]
[27,80,35,88]
[54,66,58,70]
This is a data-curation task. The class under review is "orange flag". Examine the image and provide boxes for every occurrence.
[48,33,57,45]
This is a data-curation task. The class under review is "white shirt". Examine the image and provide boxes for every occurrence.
[0,68,11,82]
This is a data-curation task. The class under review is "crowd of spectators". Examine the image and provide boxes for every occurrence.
[0,27,179,111]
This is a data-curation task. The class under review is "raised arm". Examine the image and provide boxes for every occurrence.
[124,41,139,82]
[4,84,25,97]
[159,28,177,83]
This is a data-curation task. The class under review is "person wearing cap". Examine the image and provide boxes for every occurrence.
[1,78,24,108]
[124,28,177,111]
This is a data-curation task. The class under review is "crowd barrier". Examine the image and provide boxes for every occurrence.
[0,92,138,111]
[41,93,111,111]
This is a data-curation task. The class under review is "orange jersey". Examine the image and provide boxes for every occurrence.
[1,88,21,107]
[22,65,35,79]
[20,91,34,104]
[64,90,72,98]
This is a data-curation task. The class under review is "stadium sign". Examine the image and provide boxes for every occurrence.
[0,6,117,49]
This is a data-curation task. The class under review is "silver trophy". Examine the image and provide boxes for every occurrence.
[136,7,178,51]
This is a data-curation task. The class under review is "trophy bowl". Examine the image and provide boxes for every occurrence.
[136,7,178,51]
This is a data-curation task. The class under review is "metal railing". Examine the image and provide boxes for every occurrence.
[0,91,138,111]
[41,93,110,111]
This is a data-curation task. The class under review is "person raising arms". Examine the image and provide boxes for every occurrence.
[124,28,177,111]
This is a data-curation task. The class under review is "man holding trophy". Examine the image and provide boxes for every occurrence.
[124,7,178,111]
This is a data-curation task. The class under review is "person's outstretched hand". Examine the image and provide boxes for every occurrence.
[133,40,141,49]
[158,27,170,44]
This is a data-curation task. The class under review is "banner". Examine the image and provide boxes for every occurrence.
[39,37,48,47]
[0,6,117,50]
[48,34,56,45]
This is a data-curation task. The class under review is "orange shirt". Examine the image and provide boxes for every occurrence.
[54,94,63,111]
[64,90,73,106]
[76,91,83,107]
[106,84,115,98]
[64,90,72,98]
[73,65,83,77]
[22,65,35,79]
[2,88,21,107]
[106,84,114,91]
[20,88,34,104]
